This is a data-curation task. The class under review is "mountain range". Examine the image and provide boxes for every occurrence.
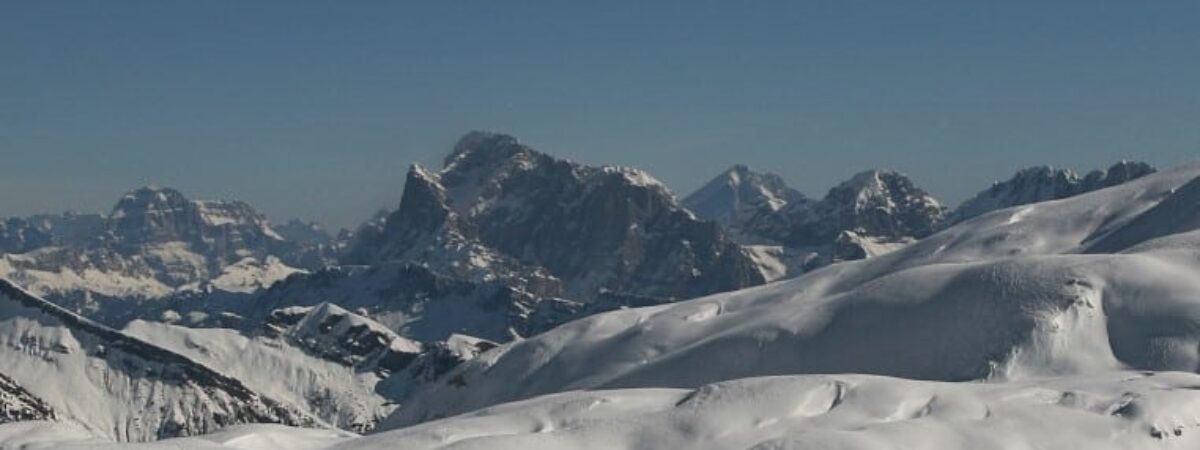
[0,131,1184,449]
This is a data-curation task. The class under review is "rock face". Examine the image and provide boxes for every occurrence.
[0,278,314,441]
[0,187,334,321]
[687,167,945,276]
[0,371,55,423]
[946,161,1156,225]
[0,213,104,255]
[265,302,424,376]
[361,132,763,301]
[343,131,765,309]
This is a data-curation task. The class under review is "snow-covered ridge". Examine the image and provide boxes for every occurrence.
[946,160,1156,225]
[0,278,317,441]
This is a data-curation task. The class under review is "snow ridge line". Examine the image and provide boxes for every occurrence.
[0,278,317,428]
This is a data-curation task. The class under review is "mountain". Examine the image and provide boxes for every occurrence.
[345,131,765,303]
[0,213,104,254]
[947,161,1156,225]
[119,293,502,433]
[0,187,336,323]
[219,132,768,344]
[0,278,315,441]
[384,162,1200,426]
[687,167,945,278]
[683,165,807,238]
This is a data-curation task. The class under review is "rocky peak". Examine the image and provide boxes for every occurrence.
[790,169,944,246]
[684,165,806,229]
[104,186,283,262]
[1082,160,1156,191]
[266,302,423,376]
[947,161,1156,225]
[345,132,765,304]
[272,219,333,246]
[443,131,527,172]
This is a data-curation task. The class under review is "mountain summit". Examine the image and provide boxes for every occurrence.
[347,131,766,303]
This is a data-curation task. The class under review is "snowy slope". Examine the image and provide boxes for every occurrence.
[121,320,393,433]
[0,421,355,449]
[359,372,1200,450]
[7,372,1200,449]
[0,279,315,442]
[384,163,1200,426]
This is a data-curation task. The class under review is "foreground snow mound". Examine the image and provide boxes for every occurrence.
[6,372,1197,449]
[387,163,1200,426]
[360,372,1200,450]
[0,422,355,449]
[0,279,315,441]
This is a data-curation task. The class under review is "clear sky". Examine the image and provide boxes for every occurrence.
[2,1,1198,230]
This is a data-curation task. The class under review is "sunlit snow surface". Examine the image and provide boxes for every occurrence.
[7,372,1200,449]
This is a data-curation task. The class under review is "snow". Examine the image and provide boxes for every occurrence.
[122,320,393,432]
[0,280,314,442]
[384,163,1200,426]
[0,251,176,300]
[197,257,304,294]
[0,422,355,449]
[742,245,789,282]
[8,372,1200,449]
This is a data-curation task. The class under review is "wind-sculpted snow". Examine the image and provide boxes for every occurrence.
[385,163,1200,426]
[0,279,316,441]
[0,422,356,449]
[8,372,1200,449]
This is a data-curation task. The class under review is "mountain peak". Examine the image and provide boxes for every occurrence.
[444,131,527,171]
[685,165,804,228]
[828,169,941,211]
[948,161,1157,225]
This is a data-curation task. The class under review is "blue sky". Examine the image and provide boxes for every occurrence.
[2,1,1198,229]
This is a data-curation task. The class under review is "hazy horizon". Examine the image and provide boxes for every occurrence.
[3,2,1198,229]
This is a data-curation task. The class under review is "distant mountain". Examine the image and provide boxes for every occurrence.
[946,161,1155,225]
[344,131,765,302]
[686,167,945,277]
[0,187,335,321]
[272,131,764,342]
[0,212,105,255]
[0,279,314,441]
[683,165,807,238]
